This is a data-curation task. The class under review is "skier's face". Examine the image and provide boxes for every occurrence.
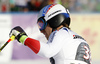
[40,24,52,40]
[37,19,52,40]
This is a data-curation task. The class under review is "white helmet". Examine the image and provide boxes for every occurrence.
[37,4,70,31]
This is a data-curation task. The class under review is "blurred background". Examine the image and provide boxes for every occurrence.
[0,0,100,64]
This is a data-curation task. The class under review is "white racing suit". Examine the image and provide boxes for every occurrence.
[38,27,91,64]
[24,27,91,64]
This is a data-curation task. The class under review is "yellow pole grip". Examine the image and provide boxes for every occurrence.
[10,35,15,41]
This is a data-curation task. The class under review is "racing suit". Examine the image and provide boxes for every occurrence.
[24,27,91,64]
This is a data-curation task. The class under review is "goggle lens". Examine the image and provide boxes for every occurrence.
[37,18,47,31]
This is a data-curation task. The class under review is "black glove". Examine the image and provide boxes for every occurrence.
[9,26,27,43]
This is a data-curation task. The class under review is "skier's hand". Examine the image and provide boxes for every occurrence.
[9,26,28,44]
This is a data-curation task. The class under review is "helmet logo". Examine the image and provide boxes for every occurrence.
[48,10,61,17]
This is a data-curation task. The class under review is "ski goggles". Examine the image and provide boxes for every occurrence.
[37,18,47,31]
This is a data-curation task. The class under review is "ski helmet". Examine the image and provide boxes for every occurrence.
[37,4,70,31]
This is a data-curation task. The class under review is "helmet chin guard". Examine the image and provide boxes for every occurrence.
[38,4,70,29]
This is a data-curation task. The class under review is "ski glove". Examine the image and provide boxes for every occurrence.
[9,26,28,44]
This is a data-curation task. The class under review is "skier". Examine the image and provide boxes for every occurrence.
[9,4,91,64]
